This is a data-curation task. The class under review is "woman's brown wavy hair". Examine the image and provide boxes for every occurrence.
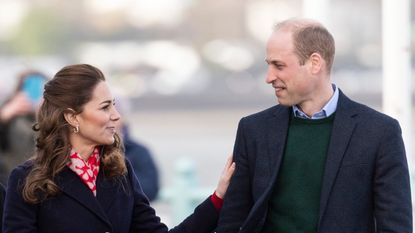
[22,64,127,204]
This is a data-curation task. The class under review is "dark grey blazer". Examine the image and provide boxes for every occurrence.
[216,90,412,233]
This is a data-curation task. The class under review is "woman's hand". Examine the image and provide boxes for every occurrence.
[214,155,236,199]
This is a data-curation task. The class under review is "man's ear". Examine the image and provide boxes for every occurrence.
[309,52,323,75]
[63,108,79,128]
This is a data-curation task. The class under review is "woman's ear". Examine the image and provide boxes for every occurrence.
[63,108,79,128]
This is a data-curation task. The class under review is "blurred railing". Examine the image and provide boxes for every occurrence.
[158,158,212,225]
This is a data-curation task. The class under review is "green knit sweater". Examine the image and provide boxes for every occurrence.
[261,114,335,233]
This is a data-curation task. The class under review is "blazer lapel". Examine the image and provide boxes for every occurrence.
[56,167,112,227]
[243,105,290,229]
[318,91,359,224]
[265,106,290,193]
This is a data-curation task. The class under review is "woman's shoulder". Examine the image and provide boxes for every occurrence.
[9,160,34,180]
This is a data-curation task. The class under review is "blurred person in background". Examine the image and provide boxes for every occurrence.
[216,18,412,233]
[3,64,235,233]
[116,94,159,201]
[0,71,48,184]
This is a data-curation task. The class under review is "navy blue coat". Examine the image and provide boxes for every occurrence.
[3,159,218,233]
[216,91,412,233]
[0,183,5,233]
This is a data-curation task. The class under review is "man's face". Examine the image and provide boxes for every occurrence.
[265,30,317,107]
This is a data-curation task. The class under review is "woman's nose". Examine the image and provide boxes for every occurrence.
[111,107,121,121]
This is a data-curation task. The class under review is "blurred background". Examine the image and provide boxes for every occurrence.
[0,0,414,226]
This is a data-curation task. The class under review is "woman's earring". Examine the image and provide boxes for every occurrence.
[73,125,79,133]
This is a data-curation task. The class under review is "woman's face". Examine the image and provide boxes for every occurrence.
[74,81,121,146]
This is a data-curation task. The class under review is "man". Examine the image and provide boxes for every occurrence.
[216,18,412,233]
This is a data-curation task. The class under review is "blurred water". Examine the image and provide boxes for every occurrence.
[127,108,263,188]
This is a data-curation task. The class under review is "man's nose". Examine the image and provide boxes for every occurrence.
[265,66,276,84]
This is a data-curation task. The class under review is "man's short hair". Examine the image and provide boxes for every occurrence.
[274,18,335,73]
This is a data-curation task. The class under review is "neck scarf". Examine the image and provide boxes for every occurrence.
[67,146,100,196]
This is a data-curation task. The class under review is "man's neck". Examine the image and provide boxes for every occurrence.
[297,84,334,117]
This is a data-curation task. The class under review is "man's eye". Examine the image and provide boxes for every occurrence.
[275,64,284,70]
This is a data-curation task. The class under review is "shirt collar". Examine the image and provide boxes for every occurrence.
[292,84,339,120]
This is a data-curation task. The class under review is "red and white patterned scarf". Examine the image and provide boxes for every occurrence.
[67,147,100,196]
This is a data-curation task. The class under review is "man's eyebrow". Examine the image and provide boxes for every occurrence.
[265,59,283,64]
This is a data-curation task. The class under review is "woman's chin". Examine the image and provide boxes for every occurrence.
[99,137,115,146]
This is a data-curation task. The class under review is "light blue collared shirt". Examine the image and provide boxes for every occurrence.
[292,84,339,120]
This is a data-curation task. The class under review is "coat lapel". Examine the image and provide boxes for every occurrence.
[56,167,112,227]
[318,91,359,224]
[95,170,122,213]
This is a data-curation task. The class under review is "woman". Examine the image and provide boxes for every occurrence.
[3,64,235,233]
